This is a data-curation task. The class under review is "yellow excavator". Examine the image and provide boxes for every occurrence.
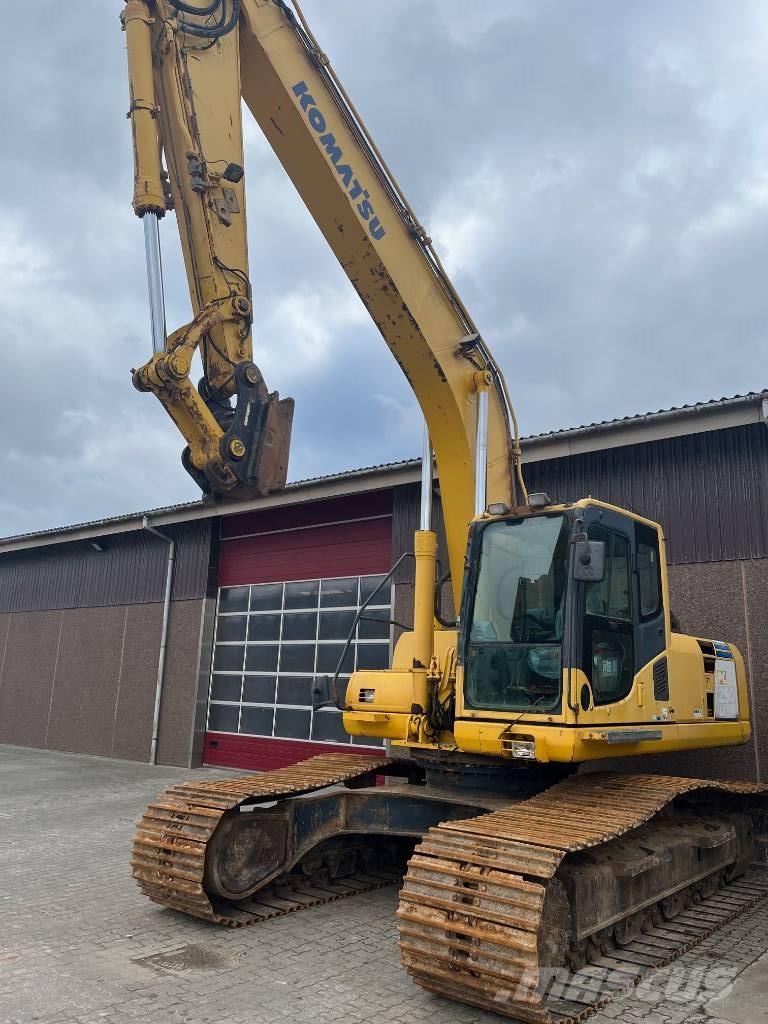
[123,2,767,1020]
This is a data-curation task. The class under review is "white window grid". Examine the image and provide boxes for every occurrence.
[207,574,392,746]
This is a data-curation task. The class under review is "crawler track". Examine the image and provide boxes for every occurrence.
[131,753,397,925]
[132,759,767,1021]
[398,772,767,1023]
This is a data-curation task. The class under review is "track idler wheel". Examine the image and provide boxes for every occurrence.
[203,812,287,901]
[661,890,686,921]
[614,909,644,947]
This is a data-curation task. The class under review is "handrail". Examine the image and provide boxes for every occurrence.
[312,551,414,711]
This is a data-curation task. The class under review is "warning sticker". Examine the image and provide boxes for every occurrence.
[714,655,739,720]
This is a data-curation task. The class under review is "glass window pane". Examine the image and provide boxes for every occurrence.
[245,645,279,672]
[311,710,349,743]
[585,529,631,622]
[316,644,355,674]
[208,703,239,733]
[274,708,311,740]
[637,543,661,619]
[284,580,319,609]
[319,609,356,641]
[250,583,283,612]
[360,575,390,607]
[219,587,249,613]
[213,645,245,672]
[210,674,242,702]
[240,706,274,737]
[277,676,313,706]
[607,535,631,620]
[590,629,634,705]
[280,644,316,673]
[282,612,318,642]
[242,675,277,703]
[320,577,358,608]
[248,614,281,642]
[358,609,391,640]
[216,615,248,643]
[356,644,390,671]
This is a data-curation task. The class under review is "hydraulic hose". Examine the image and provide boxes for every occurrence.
[172,0,240,37]
[166,0,223,15]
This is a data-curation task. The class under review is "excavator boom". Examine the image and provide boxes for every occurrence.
[123,0,527,598]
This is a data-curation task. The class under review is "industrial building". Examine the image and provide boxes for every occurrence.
[1,391,766,780]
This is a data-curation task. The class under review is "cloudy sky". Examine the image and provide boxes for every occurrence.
[2,1,767,536]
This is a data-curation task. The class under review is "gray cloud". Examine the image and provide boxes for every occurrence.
[1,1,767,536]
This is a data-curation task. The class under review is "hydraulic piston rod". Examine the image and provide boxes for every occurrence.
[143,212,167,355]
[420,423,432,532]
[474,373,490,517]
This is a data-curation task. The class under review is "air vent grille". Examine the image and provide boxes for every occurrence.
[653,656,669,701]
[697,640,716,674]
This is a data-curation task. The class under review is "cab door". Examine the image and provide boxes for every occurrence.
[574,508,666,715]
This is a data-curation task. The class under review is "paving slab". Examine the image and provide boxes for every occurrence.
[1,744,767,1024]
[704,952,768,1024]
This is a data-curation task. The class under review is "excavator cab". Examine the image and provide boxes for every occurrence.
[344,498,752,763]
[461,503,666,720]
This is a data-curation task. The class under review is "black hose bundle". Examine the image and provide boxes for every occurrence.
[166,0,241,38]
[167,0,222,14]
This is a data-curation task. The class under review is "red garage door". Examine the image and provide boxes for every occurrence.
[204,491,394,771]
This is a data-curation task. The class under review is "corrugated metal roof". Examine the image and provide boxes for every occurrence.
[523,390,768,442]
[1,390,765,549]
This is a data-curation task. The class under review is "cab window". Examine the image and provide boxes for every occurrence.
[636,524,662,621]
[582,526,634,705]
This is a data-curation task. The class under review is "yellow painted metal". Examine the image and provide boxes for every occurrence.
[343,629,459,744]
[122,1,292,494]
[235,3,519,602]
[122,0,520,594]
[452,718,751,763]
[122,1,166,216]
[411,530,438,710]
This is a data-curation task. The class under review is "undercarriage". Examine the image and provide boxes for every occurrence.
[131,754,767,1021]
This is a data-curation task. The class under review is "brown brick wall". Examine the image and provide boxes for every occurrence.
[0,599,205,767]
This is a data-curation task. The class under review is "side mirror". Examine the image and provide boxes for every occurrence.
[573,539,606,582]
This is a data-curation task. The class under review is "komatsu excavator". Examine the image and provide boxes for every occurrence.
[123,2,767,1020]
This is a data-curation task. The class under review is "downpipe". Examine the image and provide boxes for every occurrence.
[143,516,176,765]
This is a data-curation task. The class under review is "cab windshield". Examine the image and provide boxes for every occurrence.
[465,514,569,713]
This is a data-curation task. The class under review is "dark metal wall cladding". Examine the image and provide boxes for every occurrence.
[392,425,768,575]
[523,424,768,564]
[392,482,452,585]
[0,519,211,614]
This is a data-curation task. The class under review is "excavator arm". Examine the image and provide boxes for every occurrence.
[122,0,528,599]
